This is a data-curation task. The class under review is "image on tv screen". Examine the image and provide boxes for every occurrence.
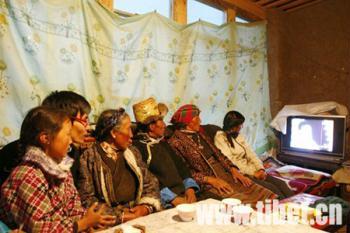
[290,118,334,152]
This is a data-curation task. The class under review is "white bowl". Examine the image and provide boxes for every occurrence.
[222,198,242,206]
[232,206,254,224]
[176,204,196,222]
[221,198,242,214]
[233,205,254,214]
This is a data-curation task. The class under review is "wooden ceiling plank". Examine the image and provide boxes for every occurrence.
[279,0,314,11]
[285,0,323,12]
[255,0,276,6]
[202,0,266,19]
[264,0,294,8]
[196,0,226,10]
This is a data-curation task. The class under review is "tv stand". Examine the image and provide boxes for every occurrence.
[277,152,344,173]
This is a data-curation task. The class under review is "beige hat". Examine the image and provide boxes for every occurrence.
[133,97,168,124]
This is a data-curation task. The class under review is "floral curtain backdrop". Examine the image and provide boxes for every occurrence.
[0,0,273,153]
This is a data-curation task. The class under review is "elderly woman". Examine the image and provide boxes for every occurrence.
[77,108,161,225]
[214,111,294,198]
[168,105,277,204]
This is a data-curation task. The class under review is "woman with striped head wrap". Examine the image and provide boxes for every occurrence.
[168,104,277,205]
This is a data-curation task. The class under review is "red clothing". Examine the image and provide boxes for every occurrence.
[0,147,85,232]
[170,104,200,125]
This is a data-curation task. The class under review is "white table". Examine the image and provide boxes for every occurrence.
[100,199,326,233]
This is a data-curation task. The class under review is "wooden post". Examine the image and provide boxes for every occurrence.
[99,0,114,11]
[172,0,187,25]
[226,8,236,22]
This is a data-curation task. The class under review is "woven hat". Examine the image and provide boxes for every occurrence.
[133,97,168,124]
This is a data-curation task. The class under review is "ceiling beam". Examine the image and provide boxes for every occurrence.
[279,0,314,11]
[285,0,323,12]
[218,0,266,19]
[264,0,294,8]
[256,0,276,6]
[197,0,266,20]
[196,0,226,10]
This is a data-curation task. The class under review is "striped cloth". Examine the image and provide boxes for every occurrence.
[170,104,200,125]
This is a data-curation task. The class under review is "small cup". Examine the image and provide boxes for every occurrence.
[176,204,196,222]
[220,198,242,214]
[232,205,254,224]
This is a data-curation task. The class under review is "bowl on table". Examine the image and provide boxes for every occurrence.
[176,203,196,222]
[220,198,242,214]
[232,205,254,224]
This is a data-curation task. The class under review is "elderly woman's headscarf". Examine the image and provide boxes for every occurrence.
[170,104,200,126]
[94,108,128,141]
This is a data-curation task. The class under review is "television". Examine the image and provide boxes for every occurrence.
[280,115,347,162]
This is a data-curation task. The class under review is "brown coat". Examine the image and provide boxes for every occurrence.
[77,143,161,224]
[168,129,236,185]
[168,129,276,204]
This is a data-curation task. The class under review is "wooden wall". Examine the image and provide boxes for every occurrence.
[267,0,350,117]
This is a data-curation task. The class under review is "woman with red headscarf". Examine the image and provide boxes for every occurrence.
[168,104,277,204]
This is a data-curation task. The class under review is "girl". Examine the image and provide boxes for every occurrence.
[0,106,116,232]
[214,110,294,198]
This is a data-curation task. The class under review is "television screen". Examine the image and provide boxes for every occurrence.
[281,115,346,158]
[290,118,334,152]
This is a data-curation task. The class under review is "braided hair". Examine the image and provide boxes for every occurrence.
[93,108,128,142]
[223,111,245,148]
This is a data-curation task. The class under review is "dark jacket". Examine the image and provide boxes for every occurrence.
[133,133,199,207]
[77,143,161,224]
[0,140,20,186]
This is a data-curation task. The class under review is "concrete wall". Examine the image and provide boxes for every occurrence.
[267,0,350,117]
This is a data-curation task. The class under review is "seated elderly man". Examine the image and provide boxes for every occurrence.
[132,98,200,208]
